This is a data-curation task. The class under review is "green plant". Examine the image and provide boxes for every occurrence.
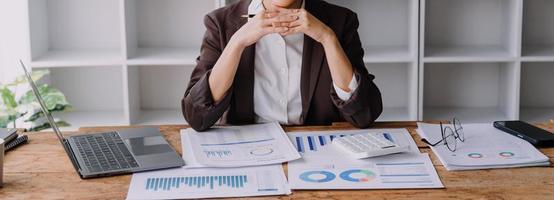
[0,70,71,131]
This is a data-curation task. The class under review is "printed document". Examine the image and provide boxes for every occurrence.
[286,129,444,189]
[181,122,301,168]
[126,165,291,199]
[417,123,550,170]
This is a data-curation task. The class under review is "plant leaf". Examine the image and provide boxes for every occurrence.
[24,104,72,122]
[19,84,70,111]
[6,70,50,87]
[29,120,70,132]
[0,87,17,109]
[0,116,9,128]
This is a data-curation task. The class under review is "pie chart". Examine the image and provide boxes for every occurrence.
[299,171,336,183]
[467,153,483,159]
[249,147,274,156]
[499,151,515,157]
[339,169,375,182]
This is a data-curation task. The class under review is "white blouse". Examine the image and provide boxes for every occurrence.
[248,0,358,125]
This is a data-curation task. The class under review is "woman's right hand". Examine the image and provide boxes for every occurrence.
[231,10,298,48]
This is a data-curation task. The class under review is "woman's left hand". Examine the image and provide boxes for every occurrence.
[275,8,336,44]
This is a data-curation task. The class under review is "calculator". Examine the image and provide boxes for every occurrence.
[332,133,409,159]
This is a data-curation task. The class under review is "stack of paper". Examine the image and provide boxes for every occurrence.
[417,123,550,171]
[286,129,444,189]
[126,123,298,199]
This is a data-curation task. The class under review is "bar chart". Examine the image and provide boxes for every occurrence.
[203,150,233,158]
[145,175,247,191]
[127,165,291,199]
[293,132,395,153]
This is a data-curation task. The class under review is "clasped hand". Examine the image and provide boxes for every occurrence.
[232,8,335,48]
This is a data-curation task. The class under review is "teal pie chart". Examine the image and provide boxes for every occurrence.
[468,153,483,158]
[499,151,515,157]
[299,171,336,183]
[339,169,375,182]
[249,147,274,156]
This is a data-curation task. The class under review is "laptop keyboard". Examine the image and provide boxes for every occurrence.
[73,132,139,173]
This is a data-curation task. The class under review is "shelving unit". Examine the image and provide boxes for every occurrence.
[19,0,554,129]
[522,0,554,61]
[422,0,520,62]
[38,66,127,129]
[25,0,222,130]
[28,0,122,68]
[520,62,554,122]
[419,0,527,123]
[127,65,193,125]
[327,0,418,63]
[328,0,419,121]
[366,63,417,121]
[422,62,519,123]
[124,0,217,66]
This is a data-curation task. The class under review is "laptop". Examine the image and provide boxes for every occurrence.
[19,60,185,179]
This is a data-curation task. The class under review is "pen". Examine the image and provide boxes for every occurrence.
[241,14,255,18]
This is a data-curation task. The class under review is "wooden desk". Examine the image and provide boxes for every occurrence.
[1,122,553,199]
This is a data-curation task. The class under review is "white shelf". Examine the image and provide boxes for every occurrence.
[520,62,554,122]
[137,110,186,125]
[30,49,122,68]
[422,62,519,122]
[126,47,198,66]
[35,66,126,129]
[423,107,509,123]
[423,46,514,63]
[377,107,411,122]
[522,46,554,61]
[520,108,554,123]
[522,0,554,59]
[367,62,417,120]
[127,65,193,124]
[28,0,122,68]
[423,0,519,61]
[53,111,127,131]
[363,45,413,63]
[327,0,418,63]
[124,0,216,63]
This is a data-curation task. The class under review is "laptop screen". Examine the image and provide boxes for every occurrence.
[19,60,66,142]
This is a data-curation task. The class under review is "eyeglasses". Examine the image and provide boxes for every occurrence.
[421,118,465,152]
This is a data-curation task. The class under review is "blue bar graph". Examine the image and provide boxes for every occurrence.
[383,133,394,143]
[294,133,395,153]
[307,136,316,151]
[318,135,326,145]
[145,175,248,191]
[295,136,304,153]
[204,150,232,158]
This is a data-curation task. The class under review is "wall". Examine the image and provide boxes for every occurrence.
[0,0,29,83]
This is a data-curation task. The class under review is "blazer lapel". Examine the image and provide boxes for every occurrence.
[300,0,326,122]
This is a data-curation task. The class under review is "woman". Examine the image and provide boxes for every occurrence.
[182,0,383,131]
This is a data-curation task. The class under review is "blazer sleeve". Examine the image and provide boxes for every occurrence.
[182,14,233,132]
[329,12,383,128]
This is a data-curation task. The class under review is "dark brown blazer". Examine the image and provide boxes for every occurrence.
[182,0,383,131]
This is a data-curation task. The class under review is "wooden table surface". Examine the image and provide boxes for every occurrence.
[1,121,554,200]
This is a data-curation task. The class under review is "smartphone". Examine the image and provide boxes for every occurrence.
[493,120,554,146]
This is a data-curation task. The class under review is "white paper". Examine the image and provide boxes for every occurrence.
[126,165,291,200]
[286,129,444,189]
[417,123,550,171]
[288,153,443,189]
[287,129,420,156]
[181,123,301,168]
